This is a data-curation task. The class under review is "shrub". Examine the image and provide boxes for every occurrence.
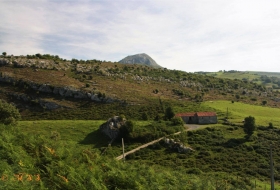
[171,116,184,126]
[243,116,256,136]
[0,100,21,125]
[164,106,175,120]
[186,168,202,175]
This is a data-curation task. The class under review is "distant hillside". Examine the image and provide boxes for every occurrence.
[0,54,280,120]
[119,53,162,68]
[196,70,280,90]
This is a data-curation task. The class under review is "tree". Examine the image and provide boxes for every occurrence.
[0,100,21,125]
[141,112,148,121]
[2,52,7,56]
[243,116,256,136]
[120,120,134,139]
[165,106,175,120]
[171,116,184,126]
[268,122,274,129]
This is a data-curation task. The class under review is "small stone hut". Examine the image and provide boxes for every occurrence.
[175,112,217,124]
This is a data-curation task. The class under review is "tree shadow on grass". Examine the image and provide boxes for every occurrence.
[79,130,111,148]
[223,138,246,148]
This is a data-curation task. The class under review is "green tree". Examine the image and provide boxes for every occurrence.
[171,116,184,126]
[141,112,148,121]
[165,106,175,120]
[268,122,274,129]
[243,116,256,136]
[120,120,134,139]
[0,100,21,125]
[2,52,7,56]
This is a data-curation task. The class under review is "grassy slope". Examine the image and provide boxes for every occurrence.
[16,99,280,188]
[202,71,280,88]
[203,100,280,126]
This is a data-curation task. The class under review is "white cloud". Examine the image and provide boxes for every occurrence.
[0,0,280,72]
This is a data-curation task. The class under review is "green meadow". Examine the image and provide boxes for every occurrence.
[203,100,280,127]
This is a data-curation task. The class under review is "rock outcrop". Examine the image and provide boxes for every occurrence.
[0,75,120,105]
[99,116,126,142]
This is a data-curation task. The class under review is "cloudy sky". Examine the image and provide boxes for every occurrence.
[1,0,280,72]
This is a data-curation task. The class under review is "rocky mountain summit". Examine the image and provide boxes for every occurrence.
[119,53,162,68]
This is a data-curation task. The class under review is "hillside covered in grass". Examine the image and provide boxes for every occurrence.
[1,53,280,121]
[196,70,280,90]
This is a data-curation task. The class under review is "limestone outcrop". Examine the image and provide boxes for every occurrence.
[0,75,119,106]
[99,116,126,141]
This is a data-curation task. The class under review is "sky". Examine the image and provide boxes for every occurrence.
[1,0,280,72]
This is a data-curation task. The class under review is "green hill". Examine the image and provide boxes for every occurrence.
[196,70,280,90]
[1,54,279,120]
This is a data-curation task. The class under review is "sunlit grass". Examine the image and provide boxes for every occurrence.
[203,100,280,127]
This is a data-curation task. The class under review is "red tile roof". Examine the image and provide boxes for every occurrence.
[196,112,216,117]
[175,112,196,117]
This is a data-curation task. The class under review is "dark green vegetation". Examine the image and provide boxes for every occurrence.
[243,116,256,136]
[126,125,280,189]
[1,119,278,189]
[0,124,197,190]
[0,99,21,125]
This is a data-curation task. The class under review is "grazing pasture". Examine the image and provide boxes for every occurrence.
[203,100,280,127]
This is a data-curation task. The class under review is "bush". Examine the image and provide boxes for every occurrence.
[164,106,175,120]
[171,116,184,126]
[243,116,256,136]
[0,100,21,125]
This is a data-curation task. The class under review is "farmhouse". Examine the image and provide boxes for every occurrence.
[175,112,217,124]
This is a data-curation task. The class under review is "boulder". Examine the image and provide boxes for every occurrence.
[59,88,66,96]
[39,100,60,110]
[74,91,86,99]
[99,116,126,140]
[38,84,53,93]
[91,94,101,102]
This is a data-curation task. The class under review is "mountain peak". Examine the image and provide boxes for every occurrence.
[119,53,162,68]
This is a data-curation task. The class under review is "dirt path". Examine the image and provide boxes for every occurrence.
[115,124,201,160]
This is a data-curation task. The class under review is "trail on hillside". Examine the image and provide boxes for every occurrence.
[115,124,201,160]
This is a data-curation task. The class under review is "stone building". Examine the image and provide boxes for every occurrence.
[175,112,217,124]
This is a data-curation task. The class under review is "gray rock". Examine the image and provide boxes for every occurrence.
[39,100,60,110]
[59,88,66,96]
[38,84,52,93]
[53,87,59,94]
[64,89,75,97]
[0,59,8,66]
[74,91,86,99]
[21,94,30,102]
[105,97,114,103]
[91,94,101,102]
[99,116,126,140]
[87,93,92,98]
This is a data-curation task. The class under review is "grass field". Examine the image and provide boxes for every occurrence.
[14,117,280,189]
[203,100,280,127]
